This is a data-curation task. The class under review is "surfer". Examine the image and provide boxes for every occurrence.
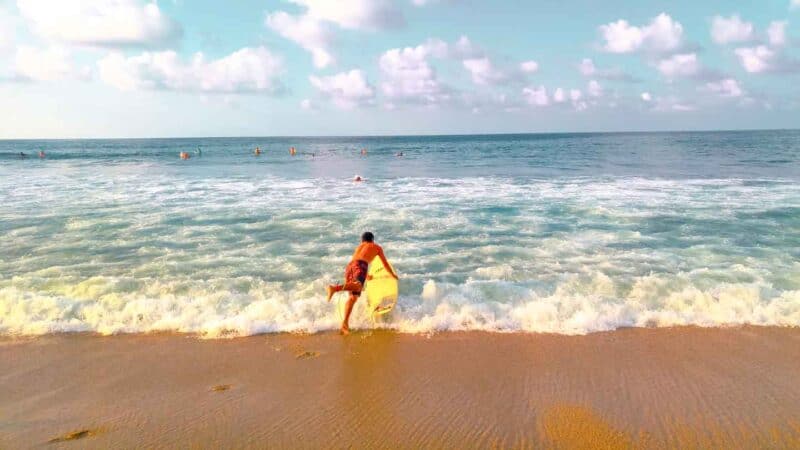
[326,232,398,335]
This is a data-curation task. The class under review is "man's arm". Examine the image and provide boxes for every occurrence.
[378,248,399,279]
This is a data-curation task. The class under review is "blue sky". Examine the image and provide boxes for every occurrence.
[0,0,799,138]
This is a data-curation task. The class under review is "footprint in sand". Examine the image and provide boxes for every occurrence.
[211,384,232,392]
[48,429,94,443]
[295,350,320,360]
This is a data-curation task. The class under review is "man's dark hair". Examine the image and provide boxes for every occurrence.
[361,231,374,242]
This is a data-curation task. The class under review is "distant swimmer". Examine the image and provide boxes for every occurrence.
[38,150,45,159]
[395,151,404,157]
[289,147,297,156]
[361,148,367,156]
[180,151,190,160]
[353,175,364,182]
[326,232,398,335]
[19,152,26,159]
[254,147,262,156]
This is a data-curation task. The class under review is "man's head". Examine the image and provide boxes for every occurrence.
[361,231,374,243]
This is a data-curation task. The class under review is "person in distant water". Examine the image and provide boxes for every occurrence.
[326,232,398,335]
[395,151,404,157]
[353,175,364,182]
[19,152,26,159]
[361,148,367,156]
[180,151,190,160]
[254,147,262,156]
[289,147,296,156]
[38,150,45,159]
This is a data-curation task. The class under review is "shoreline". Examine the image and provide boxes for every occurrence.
[2,323,800,340]
[3,326,800,448]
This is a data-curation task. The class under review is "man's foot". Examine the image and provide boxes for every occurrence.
[326,286,336,302]
[340,326,350,336]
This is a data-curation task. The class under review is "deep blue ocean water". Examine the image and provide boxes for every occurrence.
[1,131,799,336]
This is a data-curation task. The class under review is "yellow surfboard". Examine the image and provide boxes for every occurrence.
[335,256,398,322]
[365,255,398,316]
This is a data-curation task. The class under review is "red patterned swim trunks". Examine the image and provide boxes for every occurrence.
[344,259,369,296]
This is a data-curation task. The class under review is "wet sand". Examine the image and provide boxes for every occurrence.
[2,327,800,449]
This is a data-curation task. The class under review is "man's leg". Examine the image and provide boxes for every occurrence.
[341,293,360,335]
[327,281,362,302]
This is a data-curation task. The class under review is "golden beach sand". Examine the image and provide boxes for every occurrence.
[2,326,800,448]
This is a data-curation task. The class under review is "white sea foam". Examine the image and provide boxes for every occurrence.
[1,271,799,337]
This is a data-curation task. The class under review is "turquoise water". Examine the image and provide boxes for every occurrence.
[1,131,799,336]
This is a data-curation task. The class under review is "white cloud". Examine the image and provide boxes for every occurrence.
[569,89,587,110]
[670,103,694,111]
[734,45,774,73]
[462,58,501,85]
[266,11,334,68]
[379,42,446,104]
[587,80,602,97]
[286,0,403,30]
[266,0,403,69]
[377,36,482,104]
[16,0,181,47]
[649,95,696,112]
[97,46,284,93]
[446,35,484,59]
[734,41,800,74]
[711,15,754,44]
[600,20,644,53]
[309,69,375,109]
[13,45,84,81]
[641,92,652,101]
[599,13,684,54]
[767,21,788,47]
[657,52,700,78]
[522,85,548,106]
[553,87,565,103]
[300,98,315,110]
[545,86,587,110]
[705,78,743,97]
[520,60,539,73]
[579,58,596,76]
[463,54,539,85]
[0,8,16,54]
[577,57,637,82]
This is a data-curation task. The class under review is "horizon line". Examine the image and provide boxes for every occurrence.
[0,128,797,142]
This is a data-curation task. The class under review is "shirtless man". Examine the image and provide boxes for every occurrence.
[326,232,398,335]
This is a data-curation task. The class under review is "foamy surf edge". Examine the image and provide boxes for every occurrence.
[2,273,799,338]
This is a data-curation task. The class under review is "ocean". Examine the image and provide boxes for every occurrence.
[1,131,799,337]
